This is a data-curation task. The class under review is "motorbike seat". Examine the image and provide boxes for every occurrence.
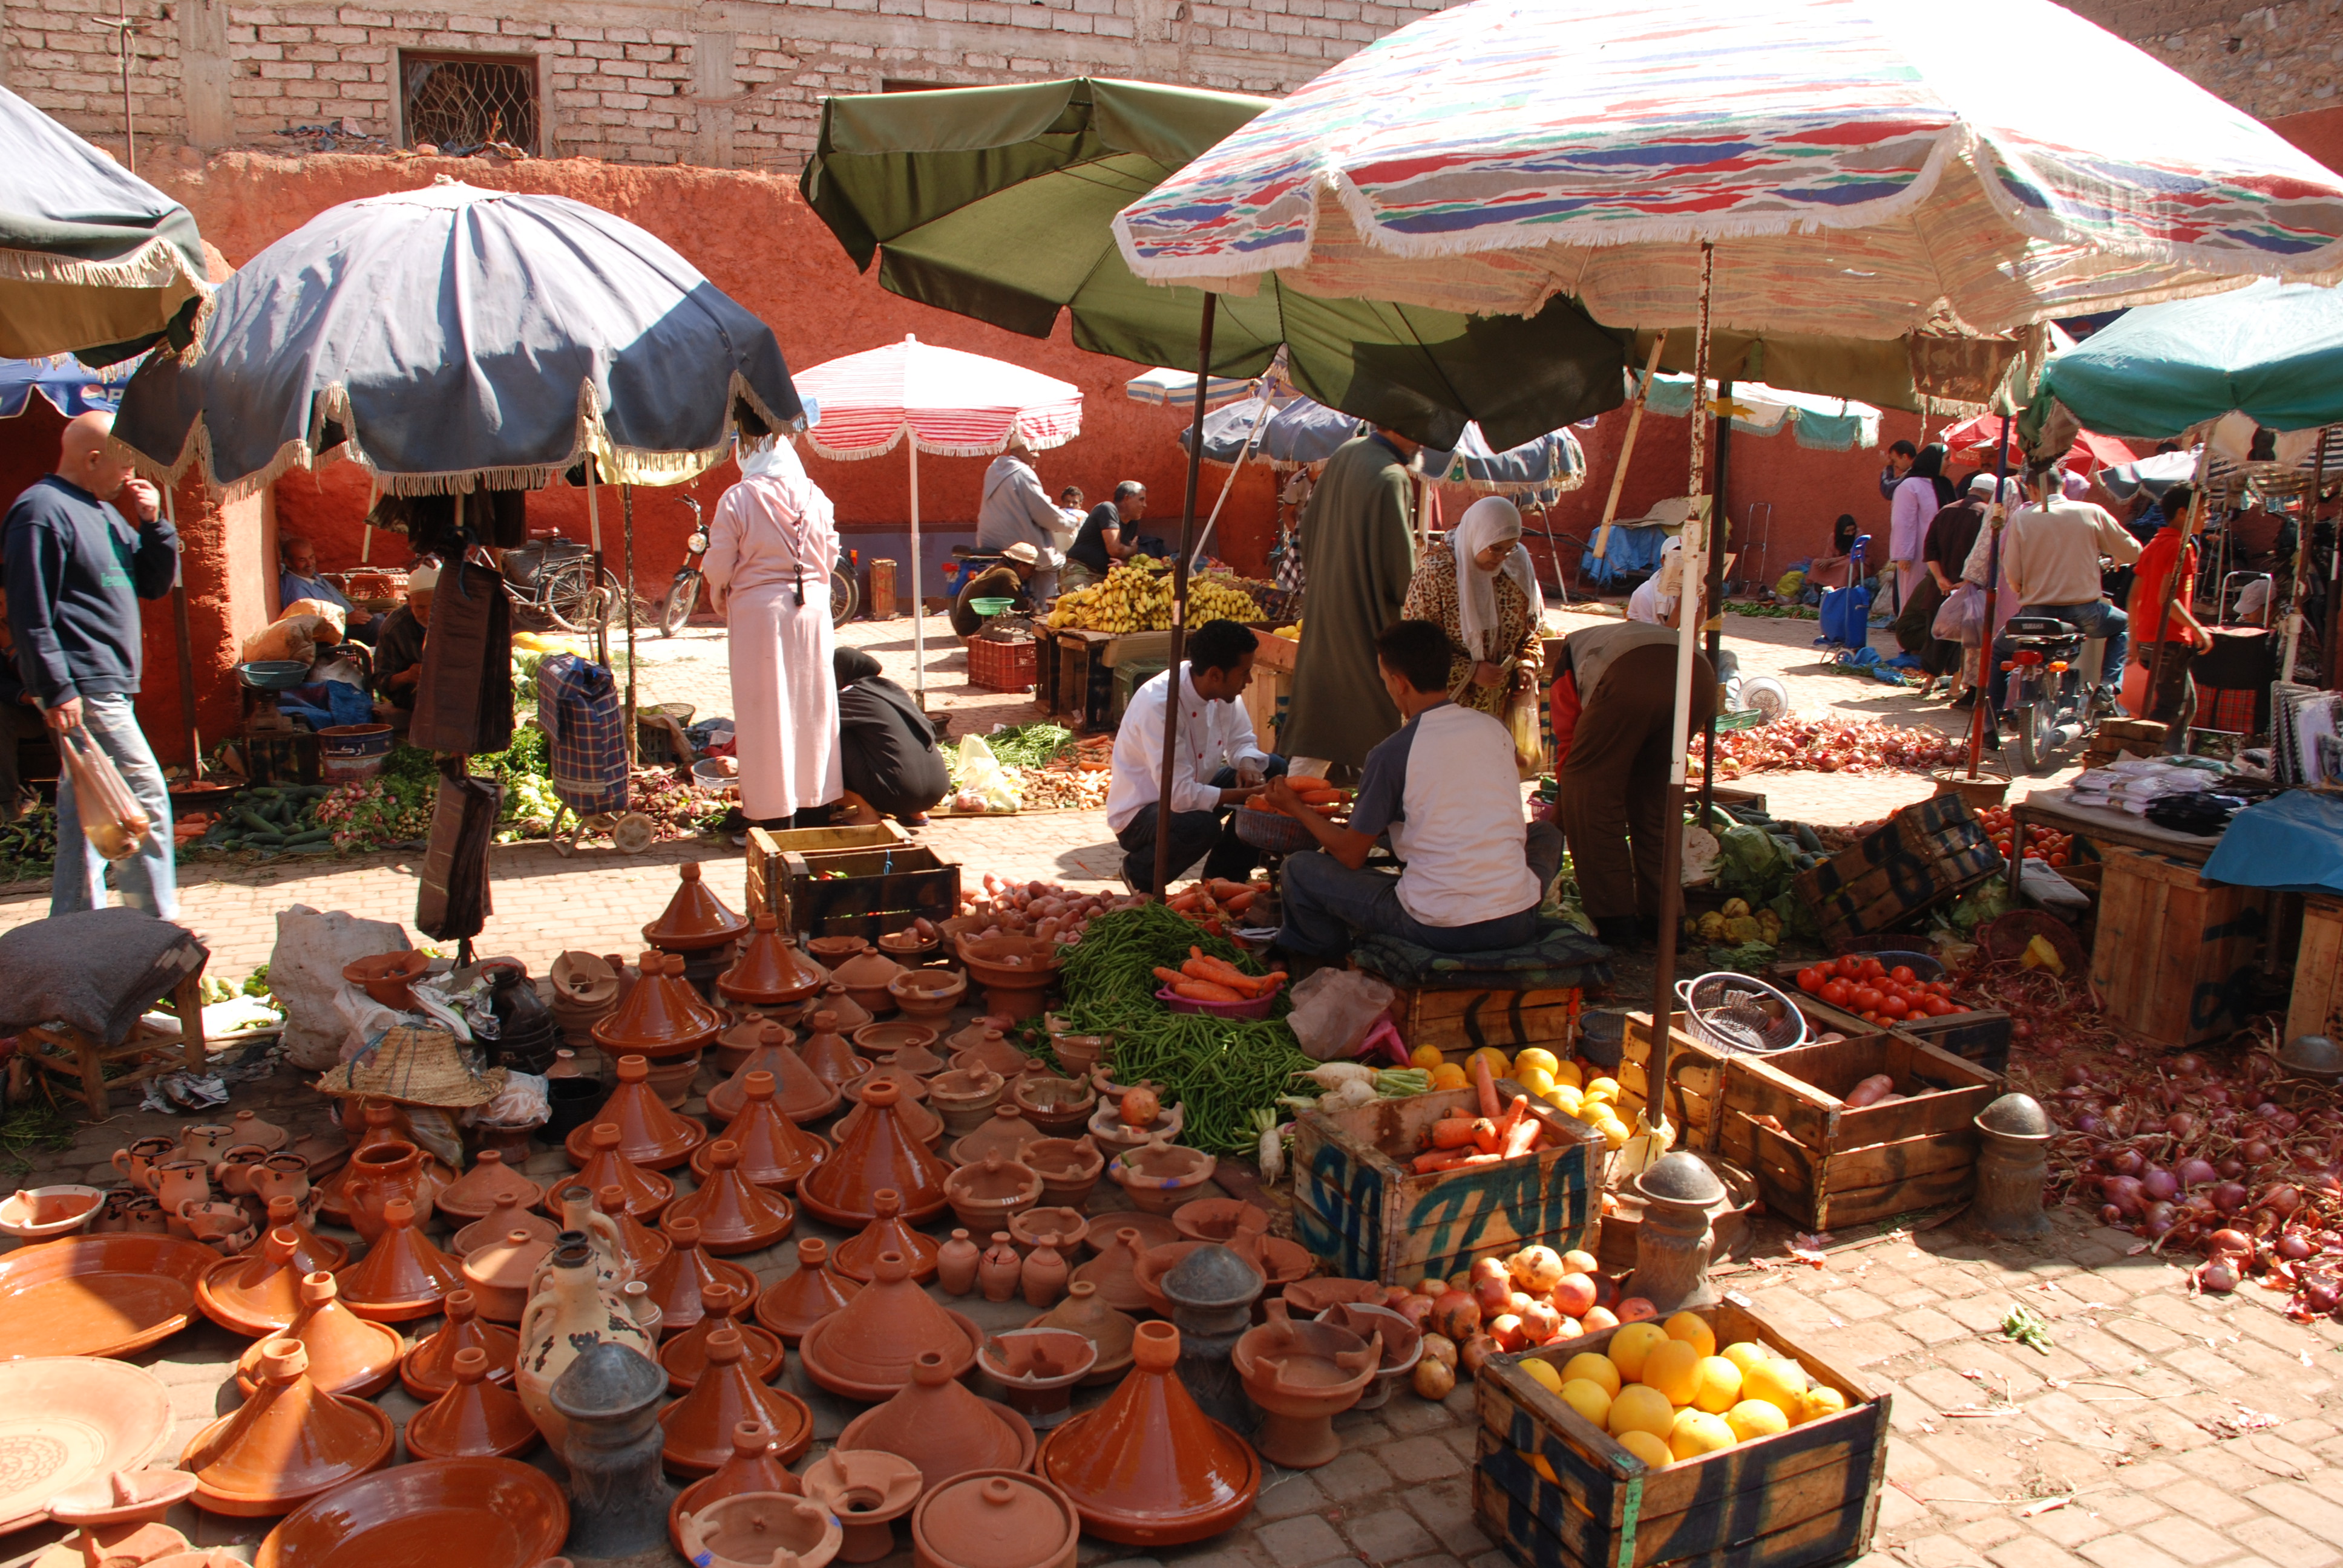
[2005,615,2082,639]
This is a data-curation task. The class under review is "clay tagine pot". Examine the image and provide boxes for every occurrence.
[695,1070,831,1191]
[1038,1320,1259,1545]
[1070,1226,1153,1315]
[681,1491,842,1568]
[831,947,906,1018]
[660,1282,785,1391]
[1231,1297,1381,1468]
[957,935,1060,1021]
[342,949,428,1009]
[671,1420,805,1558]
[453,1193,561,1259]
[831,1187,941,1284]
[709,1022,841,1125]
[404,1346,542,1461]
[798,1010,870,1091]
[195,1226,309,1336]
[1021,1135,1106,1209]
[979,1327,1099,1431]
[714,1011,775,1074]
[564,1054,709,1171]
[887,967,965,1023]
[1031,1279,1139,1386]
[752,1238,862,1344]
[944,1152,1043,1235]
[660,1328,814,1475]
[664,1140,795,1255]
[912,1470,1082,1568]
[334,1198,464,1322]
[1109,1139,1218,1217]
[233,1271,401,1400]
[640,1214,761,1342]
[950,1027,1031,1079]
[834,1348,1037,1490]
[949,1103,1045,1168]
[1012,1071,1098,1138]
[926,1064,1006,1138]
[812,982,875,1033]
[400,1288,520,1401]
[594,953,724,1062]
[832,1079,947,1152]
[717,913,830,1007]
[180,1340,395,1517]
[594,1183,675,1280]
[802,1448,923,1564]
[431,1149,545,1224]
[798,1251,981,1400]
[642,860,752,953]
[563,1119,678,1217]
[799,1078,953,1227]
[460,1227,554,1324]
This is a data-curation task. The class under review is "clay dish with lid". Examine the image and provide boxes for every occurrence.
[717,913,830,1007]
[659,1281,785,1391]
[886,967,965,1024]
[593,955,723,1062]
[642,860,751,952]
[912,1469,1081,1568]
[333,1198,464,1322]
[1012,1072,1098,1138]
[403,1346,541,1461]
[831,949,906,1016]
[431,1149,544,1224]
[709,1023,840,1124]
[752,1238,861,1343]
[798,1010,871,1090]
[1029,1279,1138,1386]
[670,1420,804,1558]
[42,1463,198,1565]
[943,1152,1042,1234]
[182,1340,395,1517]
[681,1492,842,1568]
[195,1226,310,1336]
[1108,1140,1217,1216]
[0,1358,172,1535]
[878,1037,951,1079]
[842,1062,932,1106]
[399,1288,520,1401]
[251,1455,567,1568]
[1037,1320,1259,1545]
[696,1070,831,1191]
[948,1103,1046,1168]
[832,1082,946,1151]
[1020,1135,1105,1209]
[459,1227,554,1322]
[813,982,875,1033]
[663,1140,795,1255]
[948,1027,1031,1079]
[563,1054,708,1171]
[453,1193,560,1258]
[241,1195,348,1273]
[234,1271,402,1399]
[833,1348,1037,1490]
[799,1078,953,1226]
[659,1328,814,1475]
[797,1251,981,1400]
[562,1119,677,1215]
[831,1187,941,1283]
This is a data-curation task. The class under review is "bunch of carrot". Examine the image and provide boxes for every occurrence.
[1242,776,1351,817]
[1411,1057,1556,1172]
[1153,946,1288,1005]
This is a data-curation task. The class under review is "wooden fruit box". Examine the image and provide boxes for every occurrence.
[1610,1013,1732,1154]
[1473,1301,1889,1568]
[1763,962,2013,1075]
[752,836,960,942]
[1293,1083,1602,1286]
[1397,985,1584,1061]
[2286,893,2343,1045]
[1791,795,1999,951]
[744,822,910,920]
[2089,846,2272,1047]
[1723,1034,2001,1230]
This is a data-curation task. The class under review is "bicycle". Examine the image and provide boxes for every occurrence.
[500,537,620,635]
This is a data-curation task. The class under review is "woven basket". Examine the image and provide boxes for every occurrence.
[1233,806,1323,855]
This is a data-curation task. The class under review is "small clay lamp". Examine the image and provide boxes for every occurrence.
[658,1328,814,1475]
[638,1214,760,1341]
[663,1140,795,1255]
[549,1341,677,1561]
[1971,1093,2054,1241]
[594,1183,675,1278]
[716,913,830,1007]
[978,1327,1099,1430]
[1160,1243,1265,1431]
[834,1348,1037,1489]
[404,1346,540,1460]
[802,1448,923,1563]
[45,1467,199,1568]
[234,1270,402,1400]
[670,1421,804,1558]
[660,1281,785,1391]
[829,1187,939,1284]
[1031,1279,1139,1387]
[695,1070,831,1191]
[195,1226,310,1337]
[752,1238,862,1344]
[911,1471,1081,1568]
[642,860,751,953]
[709,1022,840,1124]
[564,1119,678,1216]
[1038,1320,1259,1545]
[1625,1151,1726,1314]
[400,1288,520,1401]
[334,1197,464,1322]
[452,1192,560,1258]
[563,1054,709,1171]
[798,1251,981,1400]
[432,1149,545,1224]
[593,952,723,1062]
[180,1339,395,1517]
[831,947,907,1018]
[799,1078,954,1227]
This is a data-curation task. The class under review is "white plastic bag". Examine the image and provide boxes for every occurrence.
[57,725,151,861]
[1285,969,1397,1062]
[951,734,1021,814]
[1933,582,1985,645]
[269,906,416,1070]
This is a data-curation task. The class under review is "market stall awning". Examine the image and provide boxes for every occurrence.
[1124,364,1257,410]
[0,351,138,419]
[792,335,1081,459]
[1644,374,1881,452]
[1939,411,2137,476]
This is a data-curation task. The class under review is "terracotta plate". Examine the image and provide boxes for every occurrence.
[0,1357,174,1533]
[254,1457,567,1568]
[0,1234,220,1359]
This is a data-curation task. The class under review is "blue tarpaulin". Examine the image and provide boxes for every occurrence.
[2203,791,2343,896]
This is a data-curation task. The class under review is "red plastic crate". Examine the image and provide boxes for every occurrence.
[969,635,1037,693]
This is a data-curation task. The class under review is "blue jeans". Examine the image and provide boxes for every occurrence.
[1278,822,1563,959]
[52,693,177,920]
[1116,758,1285,893]
[1990,600,2127,714]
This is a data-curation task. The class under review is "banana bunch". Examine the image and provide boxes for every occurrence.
[1186,576,1263,626]
[1047,559,1264,633]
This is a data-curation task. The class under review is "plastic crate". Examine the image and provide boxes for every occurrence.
[968,635,1037,693]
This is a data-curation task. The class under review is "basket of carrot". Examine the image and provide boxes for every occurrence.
[1234,776,1351,854]
[1153,946,1288,1019]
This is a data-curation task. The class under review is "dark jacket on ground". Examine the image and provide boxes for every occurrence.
[373,603,427,709]
[834,649,949,818]
[2,475,177,707]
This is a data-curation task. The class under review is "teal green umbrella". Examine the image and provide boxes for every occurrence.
[2028,280,2343,440]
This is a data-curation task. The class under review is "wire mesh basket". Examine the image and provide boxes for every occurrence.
[1674,972,1809,1055]
[1233,805,1322,855]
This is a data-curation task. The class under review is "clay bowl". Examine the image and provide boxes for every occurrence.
[1236,1232,1316,1289]
[928,1066,1007,1138]
[1047,1030,1110,1078]
[975,1327,1099,1431]
[887,967,965,1022]
[0,1357,174,1533]
[943,1155,1043,1235]
[1107,1142,1217,1216]
[1081,1209,1180,1257]
[0,1183,103,1240]
[683,1492,842,1568]
[876,927,942,967]
[254,1455,567,1568]
[806,935,870,965]
[956,935,1062,1021]
[341,950,430,1010]
[1018,1137,1105,1210]
[1313,1301,1424,1411]
[0,1233,220,1358]
[852,1021,940,1059]
[1007,1206,1090,1255]
[1011,1074,1097,1138]
[1173,1198,1269,1244]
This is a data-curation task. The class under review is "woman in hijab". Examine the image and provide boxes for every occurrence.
[833,647,949,828]
[704,437,842,828]
[1889,443,1956,611]
[1400,495,1546,715]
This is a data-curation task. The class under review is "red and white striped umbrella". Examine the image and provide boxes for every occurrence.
[794,334,1081,460]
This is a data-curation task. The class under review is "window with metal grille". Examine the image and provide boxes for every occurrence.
[401,51,540,154]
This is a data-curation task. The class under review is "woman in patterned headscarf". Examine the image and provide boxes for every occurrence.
[1401,495,1545,716]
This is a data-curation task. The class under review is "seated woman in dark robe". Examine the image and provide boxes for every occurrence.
[833,648,949,827]
[1804,514,1864,590]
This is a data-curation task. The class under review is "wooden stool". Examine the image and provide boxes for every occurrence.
[21,966,209,1117]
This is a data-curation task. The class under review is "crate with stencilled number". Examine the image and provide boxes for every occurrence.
[1790,795,2000,951]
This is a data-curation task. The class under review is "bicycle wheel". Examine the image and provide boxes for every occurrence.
[830,565,859,628]
[539,560,609,634]
[658,573,699,638]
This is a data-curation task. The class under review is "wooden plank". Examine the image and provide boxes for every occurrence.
[1816,1161,1976,1229]
[1406,988,1584,1054]
[2287,896,2343,1044]
[2090,848,2272,1045]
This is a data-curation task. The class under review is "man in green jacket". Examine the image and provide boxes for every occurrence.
[1280,428,1418,779]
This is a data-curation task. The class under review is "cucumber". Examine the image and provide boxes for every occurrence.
[237,807,275,833]
[1794,823,1824,852]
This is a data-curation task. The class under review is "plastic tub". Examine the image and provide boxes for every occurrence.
[319,723,394,784]
[1155,984,1277,1021]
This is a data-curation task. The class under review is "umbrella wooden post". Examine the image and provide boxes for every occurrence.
[1698,379,1732,820]
[2284,429,2332,682]
[163,488,201,779]
[909,442,924,697]
[1153,292,1217,897]
[1591,333,1668,563]
[622,484,638,769]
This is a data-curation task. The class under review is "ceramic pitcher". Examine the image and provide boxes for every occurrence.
[532,1185,628,1294]
[111,1135,177,1193]
[516,1235,655,1450]
[342,1139,435,1243]
[151,1158,210,1215]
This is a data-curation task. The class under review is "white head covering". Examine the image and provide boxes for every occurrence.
[1450,496,1545,662]
[405,563,440,593]
[2062,471,2092,500]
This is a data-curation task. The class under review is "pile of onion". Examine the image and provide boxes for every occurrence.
[957,875,1149,946]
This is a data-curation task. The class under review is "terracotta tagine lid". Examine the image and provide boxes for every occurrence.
[1070,1226,1154,1315]
[709,1023,840,1125]
[563,1119,678,1216]
[695,1070,831,1191]
[1038,1320,1260,1545]
[798,1010,869,1090]
[877,1037,950,1077]
[563,1055,709,1171]
[639,1215,760,1341]
[664,1140,795,1256]
[659,1328,814,1475]
[813,983,874,1033]
[453,1193,561,1258]
[333,1198,464,1322]
[659,1282,785,1391]
[642,861,752,953]
[404,1347,542,1461]
[718,914,830,1006]
[460,1226,555,1321]
[432,1149,545,1224]
[844,1063,932,1108]
[952,1028,1032,1080]
[951,1103,1045,1168]
[400,1289,520,1402]
[594,952,724,1060]
[798,1251,981,1400]
[249,1195,350,1273]
[799,1079,952,1226]
[195,1226,309,1336]
[830,1187,940,1284]
[913,1469,1081,1568]
[833,1082,946,1151]
[1031,1279,1139,1385]
[180,1341,395,1517]
[752,1238,862,1344]
[233,1272,402,1400]
[670,1421,805,1558]
[831,948,906,1014]
[594,1184,675,1279]
[835,1348,1038,1490]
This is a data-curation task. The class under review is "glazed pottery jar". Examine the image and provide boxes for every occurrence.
[1036,1321,1260,1546]
[911,1471,1081,1568]
[562,1054,708,1171]
[334,1198,464,1322]
[681,1492,841,1568]
[404,1345,540,1460]
[935,1229,981,1296]
[641,861,751,953]
[750,1238,860,1344]
[663,1140,795,1256]
[717,914,830,1009]
[516,1234,655,1450]
[833,1349,1037,1491]
[796,1251,980,1400]
[566,1122,677,1218]
[399,1287,521,1402]
[658,1328,815,1475]
[1030,1280,1139,1386]
[831,1188,940,1284]
[977,1232,1022,1302]
[798,1079,952,1227]
[657,1281,785,1391]
[235,1270,402,1399]
[213,1143,271,1197]
[670,1420,805,1557]
[802,1448,922,1564]
[433,1149,544,1224]
[709,1023,839,1125]
[341,1140,436,1243]
[549,1341,675,1560]
[696,1070,830,1191]
[180,1341,395,1517]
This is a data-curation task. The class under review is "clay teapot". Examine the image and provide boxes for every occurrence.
[641,860,752,952]
[716,913,830,1007]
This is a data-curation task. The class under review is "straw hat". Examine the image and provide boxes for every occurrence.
[313,1024,506,1108]
[1001,541,1041,566]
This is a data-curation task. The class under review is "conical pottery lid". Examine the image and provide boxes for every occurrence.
[404,1347,539,1460]
[251,1197,350,1274]
[1070,1226,1153,1314]
[433,1150,545,1223]
[709,1025,839,1125]
[1031,1281,1139,1380]
[831,1189,941,1283]
[594,953,723,1057]
[228,1109,289,1153]
[660,1329,813,1474]
[718,915,831,1005]
[182,1341,393,1511]
[798,1252,980,1399]
[698,1071,831,1189]
[564,1056,709,1171]
[953,1104,1044,1166]
[835,1348,1037,1489]
[642,861,751,952]
[198,1227,309,1336]
[952,1030,1031,1078]
[799,1080,952,1226]
[816,984,875,1033]
[400,1289,520,1402]
[1038,1321,1259,1538]
[637,1215,757,1338]
[834,1085,945,1151]
[236,1272,402,1400]
[914,1469,1080,1568]
[658,1283,785,1390]
[844,1063,930,1105]
[752,1239,861,1344]
[453,1194,561,1258]
[664,1142,795,1255]
[565,1120,679,1215]
[334,1199,463,1319]
[799,1011,868,1090]
[461,1227,554,1296]
[832,949,905,995]
[881,1039,951,1077]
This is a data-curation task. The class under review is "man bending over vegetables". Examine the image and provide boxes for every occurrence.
[1106,616,1286,893]
[1264,619,1561,967]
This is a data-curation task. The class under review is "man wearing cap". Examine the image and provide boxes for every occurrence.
[373,564,435,712]
[952,542,1038,640]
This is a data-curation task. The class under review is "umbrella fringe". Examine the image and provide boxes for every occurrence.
[0,235,209,296]
[798,423,1079,463]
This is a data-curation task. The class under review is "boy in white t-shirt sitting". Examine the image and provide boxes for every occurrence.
[1262,619,1562,962]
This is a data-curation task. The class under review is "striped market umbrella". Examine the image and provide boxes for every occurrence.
[792,335,1083,694]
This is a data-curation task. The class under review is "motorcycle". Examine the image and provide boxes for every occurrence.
[659,494,861,635]
[2000,613,2111,774]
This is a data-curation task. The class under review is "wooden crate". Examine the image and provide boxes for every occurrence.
[2286,895,2343,1045]
[1723,1034,2000,1230]
[1293,1084,1602,1285]
[1473,1301,1889,1568]
[1791,795,2000,950]
[1250,626,1300,673]
[1764,962,2013,1075]
[2088,846,2272,1046]
[744,822,909,920]
[1049,630,1115,731]
[1240,662,1292,753]
[1398,986,1583,1059]
[1611,1012,1732,1154]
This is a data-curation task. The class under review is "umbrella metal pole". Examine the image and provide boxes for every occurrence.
[2284,429,2332,682]
[164,487,200,779]
[909,442,925,699]
[1591,333,1668,563]
[623,484,638,769]
[1699,378,1732,820]
[1966,417,2015,777]
[1153,291,1217,898]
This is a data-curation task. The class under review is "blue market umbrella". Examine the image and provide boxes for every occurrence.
[1180,395,1362,465]
[1417,421,1588,496]
[0,351,137,419]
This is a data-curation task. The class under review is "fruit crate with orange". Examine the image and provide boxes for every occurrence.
[1293,1083,1603,1286]
[1472,1302,1889,1568]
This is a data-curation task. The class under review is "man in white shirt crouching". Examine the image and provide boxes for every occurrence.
[1105,618,1286,894]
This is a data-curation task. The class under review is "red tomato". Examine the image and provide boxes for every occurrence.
[1852,987,1883,1013]
[1798,967,1823,993]
[1924,995,1954,1016]
[1879,995,1909,1018]
[1821,979,1853,1007]
[1835,956,1863,979]
[1947,1004,1971,1014]
[1890,965,1916,985]
[1862,958,1886,979]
